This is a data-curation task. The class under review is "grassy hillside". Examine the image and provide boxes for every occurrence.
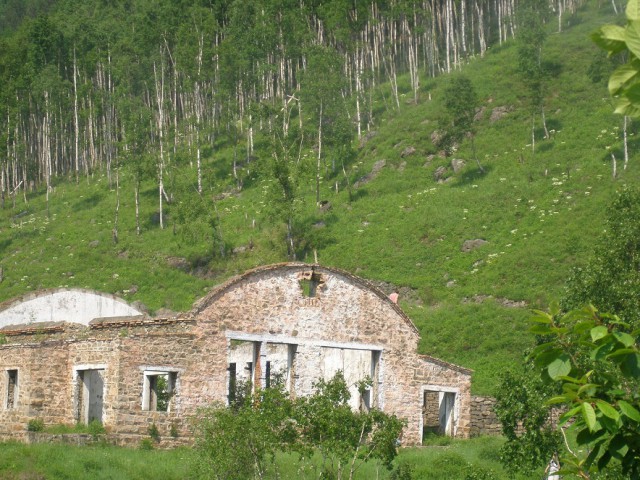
[0,1,633,395]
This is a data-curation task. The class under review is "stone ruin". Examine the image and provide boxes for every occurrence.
[0,263,472,446]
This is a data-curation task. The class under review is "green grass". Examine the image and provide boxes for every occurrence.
[0,2,633,395]
[0,441,191,480]
[0,437,535,480]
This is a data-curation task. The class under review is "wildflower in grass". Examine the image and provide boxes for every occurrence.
[472,184,478,188]
[500,178,507,182]
[506,244,512,247]
[511,229,518,234]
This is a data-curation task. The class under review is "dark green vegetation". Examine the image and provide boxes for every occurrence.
[192,373,405,480]
[0,0,636,398]
[0,437,534,479]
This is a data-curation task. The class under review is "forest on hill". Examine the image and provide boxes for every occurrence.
[0,0,634,395]
[1,0,583,210]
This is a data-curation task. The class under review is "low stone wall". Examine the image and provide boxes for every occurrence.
[470,395,502,436]
[24,431,191,449]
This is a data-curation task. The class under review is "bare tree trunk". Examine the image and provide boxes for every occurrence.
[73,45,80,183]
[611,152,617,178]
[541,106,549,139]
[153,59,166,230]
[316,100,322,206]
[113,168,119,244]
[531,115,536,154]
[623,116,629,170]
[135,176,140,235]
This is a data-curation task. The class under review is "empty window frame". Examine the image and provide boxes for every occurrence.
[142,371,177,412]
[5,369,18,409]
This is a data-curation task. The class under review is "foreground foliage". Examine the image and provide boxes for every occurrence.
[529,304,640,478]
[191,372,405,480]
[0,436,535,480]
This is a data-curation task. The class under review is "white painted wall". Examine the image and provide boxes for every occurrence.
[0,289,143,328]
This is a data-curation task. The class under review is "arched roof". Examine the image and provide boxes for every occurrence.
[193,262,419,334]
[0,288,144,328]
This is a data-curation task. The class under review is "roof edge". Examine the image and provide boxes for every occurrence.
[193,263,419,334]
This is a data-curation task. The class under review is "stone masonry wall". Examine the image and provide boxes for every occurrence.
[0,264,473,446]
[470,395,502,436]
[196,265,472,445]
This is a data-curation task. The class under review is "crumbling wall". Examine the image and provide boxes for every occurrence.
[470,396,502,436]
[0,264,472,446]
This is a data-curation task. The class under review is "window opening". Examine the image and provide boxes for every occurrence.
[299,271,323,297]
[6,370,17,409]
[143,371,176,412]
[228,363,237,405]
[265,361,271,389]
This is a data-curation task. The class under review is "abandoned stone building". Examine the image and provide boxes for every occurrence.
[0,263,472,445]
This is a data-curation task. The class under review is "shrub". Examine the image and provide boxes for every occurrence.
[27,418,44,432]
[148,423,160,442]
[139,438,154,450]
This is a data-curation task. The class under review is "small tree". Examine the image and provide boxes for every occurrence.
[517,0,550,152]
[563,187,640,329]
[191,372,405,480]
[439,75,484,173]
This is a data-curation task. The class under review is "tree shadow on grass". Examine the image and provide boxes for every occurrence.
[73,192,105,211]
[450,164,494,188]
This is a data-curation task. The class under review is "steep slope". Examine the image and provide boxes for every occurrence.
[0,1,634,394]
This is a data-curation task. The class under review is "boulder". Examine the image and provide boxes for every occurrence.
[433,166,448,182]
[451,158,466,173]
[461,239,488,252]
[401,146,416,158]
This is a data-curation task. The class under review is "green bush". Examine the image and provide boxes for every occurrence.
[148,423,160,443]
[87,419,106,437]
[139,438,155,450]
[27,418,44,432]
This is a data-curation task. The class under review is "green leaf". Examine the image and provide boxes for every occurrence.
[628,0,640,21]
[546,396,570,405]
[610,434,630,459]
[623,81,640,104]
[548,354,572,380]
[591,325,609,342]
[620,352,640,377]
[597,450,612,471]
[592,25,627,54]
[608,63,639,96]
[559,405,582,426]
[596,400,620,421]
[529,324,552,335]
[577,383,598,397]
[625,20,640,58]
[582,402,597,432]
[613,331,636,347]
[533,348,563,368]
[605,348,636,359]
[613,95,640,117]
[618,401,640,422]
